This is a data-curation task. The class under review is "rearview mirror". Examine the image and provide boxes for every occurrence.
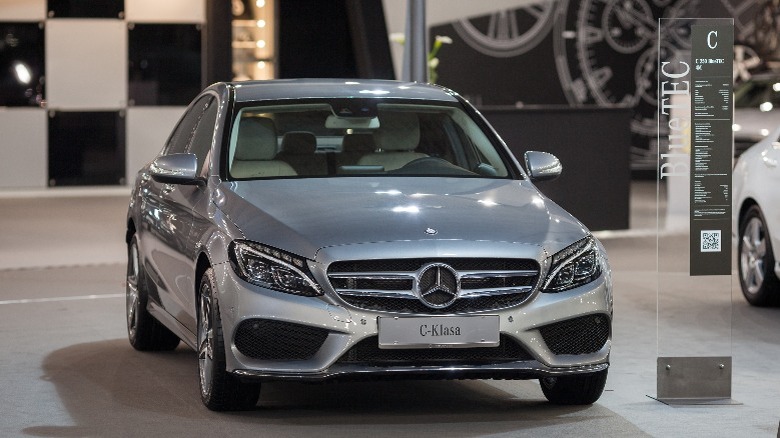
[150,153,201,185]
[524,151,562,182]
[325,115,379,130]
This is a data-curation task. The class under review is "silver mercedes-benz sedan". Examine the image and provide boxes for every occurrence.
[125,79,612,411]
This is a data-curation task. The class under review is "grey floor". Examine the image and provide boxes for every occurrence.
[1,182,778,437]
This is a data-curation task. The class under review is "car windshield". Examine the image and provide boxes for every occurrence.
[226,101,513,179]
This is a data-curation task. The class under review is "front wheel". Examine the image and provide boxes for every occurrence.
[126,234,180,351]
[738,205,780,306]
[540,369,608,405]
[198,268,261,411]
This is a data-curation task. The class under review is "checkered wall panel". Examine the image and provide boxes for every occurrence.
[0,0,204,188]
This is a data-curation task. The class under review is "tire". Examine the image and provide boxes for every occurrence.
[126,234,181,351]
[198,268,261,411]
[540,369,608,405]
[738,205,780,306]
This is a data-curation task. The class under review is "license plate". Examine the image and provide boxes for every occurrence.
[377,315,500,349]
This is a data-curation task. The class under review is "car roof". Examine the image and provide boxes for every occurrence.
[226,79,461,103]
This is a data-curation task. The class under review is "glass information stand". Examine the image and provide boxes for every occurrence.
[656,18,735,404]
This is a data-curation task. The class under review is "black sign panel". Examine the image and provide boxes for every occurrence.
[690,23,733,276]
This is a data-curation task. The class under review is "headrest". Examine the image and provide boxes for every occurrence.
[341,133,376,153]
[280,131,317,155]
[374,111,420,151]
[235,117,277,161]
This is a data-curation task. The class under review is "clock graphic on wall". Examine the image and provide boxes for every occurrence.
[453,1,558,58]
[553,0,759,170]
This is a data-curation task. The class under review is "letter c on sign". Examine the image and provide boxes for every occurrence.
[707,31,718,49]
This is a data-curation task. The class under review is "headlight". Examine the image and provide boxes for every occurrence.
[228,240,322,297]
[542,236,601,292]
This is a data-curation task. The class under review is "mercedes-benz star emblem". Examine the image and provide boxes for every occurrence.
[416,263,459,309]
[425,228,438,235]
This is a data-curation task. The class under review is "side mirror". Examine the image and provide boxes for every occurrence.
[150,153,201,185]
[524,151,562,182]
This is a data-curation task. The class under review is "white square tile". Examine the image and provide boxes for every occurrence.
[0,0,46,21]
[0,108,47,188]
[124,0,205,23]
[126,106,186,183]
[45,19,127,110]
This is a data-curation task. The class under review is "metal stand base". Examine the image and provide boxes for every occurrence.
[648,395,742,406]
[655,356,737,405]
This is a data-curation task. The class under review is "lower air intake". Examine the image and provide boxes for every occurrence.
[234,319,328,360]
[337,334,533,366]
[539,314,610,355]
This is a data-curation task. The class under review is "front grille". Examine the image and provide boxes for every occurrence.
[330,259,538,272]
[328,258,540,314]
[234,319,329,360]
[539,314,610,355]
[337,334,533,366]
[339,294,532,314]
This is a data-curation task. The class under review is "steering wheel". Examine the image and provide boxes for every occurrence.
[394,157,476,176]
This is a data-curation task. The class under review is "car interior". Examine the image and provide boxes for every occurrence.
[227,104,510,179]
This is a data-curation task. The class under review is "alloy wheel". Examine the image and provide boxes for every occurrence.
[741,216,767,295]
[126,239,140,338]
[198,283,215,397]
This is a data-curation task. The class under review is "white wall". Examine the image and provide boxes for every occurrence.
[0,0,45,20]
[125,0,205,23]
[0,109,47,188]
[46,20,128,110]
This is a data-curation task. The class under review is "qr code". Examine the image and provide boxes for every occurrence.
[700,230,721,252]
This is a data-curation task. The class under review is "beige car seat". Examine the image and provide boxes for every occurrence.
[357,112,427,171]
[337,133,375,169]
[231,117,296,178]
[277,131,328,176]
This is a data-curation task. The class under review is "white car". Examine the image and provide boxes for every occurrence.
[733,73,780,157]
[734,126,780,306]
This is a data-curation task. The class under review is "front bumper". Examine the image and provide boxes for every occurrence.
[213,241,612,382]
[233,362,609,382]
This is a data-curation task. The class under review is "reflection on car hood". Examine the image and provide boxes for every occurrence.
[734,108,777,141]
[216,178,588,260]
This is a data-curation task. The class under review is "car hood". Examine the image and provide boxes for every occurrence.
[734,108,777,141]
[215,178,589,260]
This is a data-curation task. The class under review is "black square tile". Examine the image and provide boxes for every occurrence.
[48,111,126,186]
[48,0,124,19]
[0,22,45,107]
[128,24,202,106]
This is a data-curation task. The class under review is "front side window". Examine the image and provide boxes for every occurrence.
[189,96,218,176]
[226,101,514,179]
[164,95,212,155]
